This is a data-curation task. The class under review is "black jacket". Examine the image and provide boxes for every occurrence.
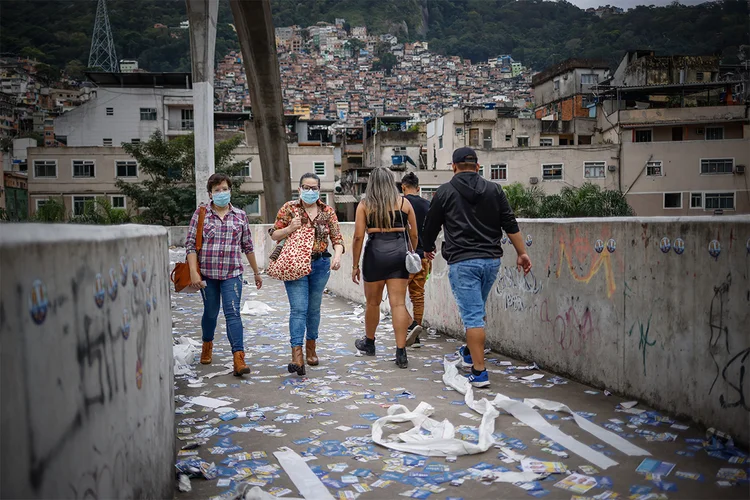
[422,172,520,264]
[404,193,430,257]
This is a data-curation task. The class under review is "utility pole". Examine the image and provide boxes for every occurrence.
[88,0,118,72]
[185,0,218,207]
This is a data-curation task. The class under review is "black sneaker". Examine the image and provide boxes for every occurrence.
[355,336,375,356]
[406,323,423,347]
[412,337,421,348]
[395,348,408,368]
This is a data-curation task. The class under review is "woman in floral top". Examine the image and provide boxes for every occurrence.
[269,173,345,375]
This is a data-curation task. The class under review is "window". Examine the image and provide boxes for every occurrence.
[505,134,511,141]
[131,139,140,145]
[35,199,49,210]
[420,187,438,201]
[578,135,592,145]
[690,192,703,209]
[517,136,529,148]
[490,164,507,181]
[244,197,261,216]
[111,196,126,209]
[106,107,113,116]
[72,159,95,178]
[581,74,599,85]
[542,163,563,180]
[705,127,723,140]
[314,161,326,176]
[672,127,683,141]
[705,192,735,210]
[116,160,138,177]
[482,129,492,149]
[103,138,113,147]
[73,196,96,216]
[634,129,652,143]
[584,161,605,179]
[663,192,682,209]
[33,160,57,178]
[553,79,560,90]
[701,158,733,174]
[319,193,329,205]
[140,108,157,121]
[181,109,194,130]
[240,160,251,177]
[291,191,300,201]
[540,137,553,147]
[695,72,704,82]
[469,128,479,147]
[646,161,663,177]
[438,136,443,149]
[477,165,484,177]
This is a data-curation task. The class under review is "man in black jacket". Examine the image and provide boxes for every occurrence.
[401,172,431,347]
[423,147,532,388]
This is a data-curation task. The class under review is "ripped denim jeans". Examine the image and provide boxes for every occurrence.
[200,275,244,353]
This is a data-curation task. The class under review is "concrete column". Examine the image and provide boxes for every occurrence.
[230,0,292,223]
[186,0,219,207]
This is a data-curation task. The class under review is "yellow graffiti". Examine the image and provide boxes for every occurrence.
[555,242,617,298]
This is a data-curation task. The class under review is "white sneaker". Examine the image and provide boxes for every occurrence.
[406,325,423,347]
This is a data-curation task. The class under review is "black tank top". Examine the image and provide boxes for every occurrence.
[366,198,407,229]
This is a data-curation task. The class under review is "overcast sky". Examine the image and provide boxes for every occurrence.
[566,0,710,9]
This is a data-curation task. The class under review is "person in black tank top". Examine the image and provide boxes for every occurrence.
[350,167,419,369]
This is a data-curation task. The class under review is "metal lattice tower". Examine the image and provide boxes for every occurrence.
[88,0,118,72]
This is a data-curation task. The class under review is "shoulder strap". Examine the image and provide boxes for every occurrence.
[195,206,206,252]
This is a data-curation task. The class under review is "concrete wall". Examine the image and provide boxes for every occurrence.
[323,218,750,445]
[0,224,174,498]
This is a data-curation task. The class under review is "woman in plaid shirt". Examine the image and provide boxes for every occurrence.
[185,173,262,376]
[270,173,345,375]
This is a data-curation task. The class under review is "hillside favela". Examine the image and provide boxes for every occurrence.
[0,1,748,500]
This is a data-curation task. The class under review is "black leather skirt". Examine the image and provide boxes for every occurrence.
[362,232,409,282]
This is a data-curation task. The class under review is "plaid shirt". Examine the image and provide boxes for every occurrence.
[270,199,345,255]
[185,204,254,280]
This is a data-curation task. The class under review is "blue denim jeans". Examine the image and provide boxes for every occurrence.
[284,257,331,347]
[200,275,244,353]
[448,258,501,329]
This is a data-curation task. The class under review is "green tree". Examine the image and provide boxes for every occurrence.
[33,197,66,222]
[64,59,86,80]
[373,52,398,75]
[503,182,634,218]
[116,131,256,226]
[70,197,133,225]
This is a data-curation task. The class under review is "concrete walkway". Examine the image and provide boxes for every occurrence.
[173,269,748,500]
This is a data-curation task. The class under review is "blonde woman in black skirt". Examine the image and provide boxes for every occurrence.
[351,167,419,368]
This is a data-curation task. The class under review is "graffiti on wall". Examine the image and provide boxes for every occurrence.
[546,227,618,299]
[708,273,749,412]
[539,299,600,355]
[627,315,658,376]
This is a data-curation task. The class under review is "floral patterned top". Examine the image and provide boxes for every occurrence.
[270,200,345,255]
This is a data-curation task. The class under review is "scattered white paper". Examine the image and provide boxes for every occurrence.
[241,300,276,316]
[620,401,638,409]
[273,447,335,500]
[522,374,544,382]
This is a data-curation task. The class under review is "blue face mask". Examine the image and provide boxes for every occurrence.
[300,189,319,205]
[212,191,231,207]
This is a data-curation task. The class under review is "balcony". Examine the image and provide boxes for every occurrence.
[541,120,574,135]
[615,105,747,127]
[167,119,194,134]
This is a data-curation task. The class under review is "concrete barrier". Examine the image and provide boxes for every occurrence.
[323,217,750,446]
[0,224,174,499]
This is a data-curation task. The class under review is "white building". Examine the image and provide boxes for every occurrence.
[54,72,194,147]
[118,60,139,73]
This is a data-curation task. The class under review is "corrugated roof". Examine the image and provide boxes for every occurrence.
[334,194,360,203]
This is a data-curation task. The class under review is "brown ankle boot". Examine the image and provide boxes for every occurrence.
[306,339,319,366]
[287,346,306,376]
[200,341,213,364]
[232,351,250,376]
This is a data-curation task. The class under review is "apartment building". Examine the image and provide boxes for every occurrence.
[593,51,749,215]
[53,72,194,147]
[425,106,619,200]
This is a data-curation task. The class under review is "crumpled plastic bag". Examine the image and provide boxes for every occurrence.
[241,300,276,316]
[174,336,200,376]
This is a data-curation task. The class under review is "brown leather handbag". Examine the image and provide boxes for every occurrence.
[171,206,206,292]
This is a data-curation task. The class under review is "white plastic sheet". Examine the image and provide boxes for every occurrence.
[273,447,335,500]
[371,401,498,456]
[442,358,648,470]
